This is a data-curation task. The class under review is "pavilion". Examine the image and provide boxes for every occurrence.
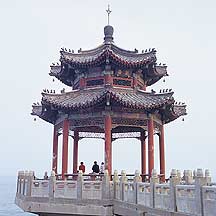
[32,23,186,181]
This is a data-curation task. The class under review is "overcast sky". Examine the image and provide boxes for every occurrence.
[0,0,216,180]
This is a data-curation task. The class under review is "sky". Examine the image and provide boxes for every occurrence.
[0,0,216,180]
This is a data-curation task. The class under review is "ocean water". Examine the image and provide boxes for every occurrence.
[0,176,34,216]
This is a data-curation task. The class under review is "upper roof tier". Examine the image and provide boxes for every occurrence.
[60,43,157,67]
[49,25,168,89]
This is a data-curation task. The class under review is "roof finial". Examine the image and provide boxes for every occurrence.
[106,4,112,25]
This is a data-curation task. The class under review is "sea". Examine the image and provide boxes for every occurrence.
[0,176,34,216]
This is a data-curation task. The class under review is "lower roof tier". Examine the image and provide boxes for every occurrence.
[32,86,186,124]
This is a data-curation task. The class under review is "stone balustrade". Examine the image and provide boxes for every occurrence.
[176,185,196,214]
[202,185,216,215]
[137,182,151,207]
[154,183,171,210]
[16,169,216,216]
[32,180,49,197]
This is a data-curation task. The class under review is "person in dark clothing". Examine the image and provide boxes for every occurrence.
[92,161,99,173]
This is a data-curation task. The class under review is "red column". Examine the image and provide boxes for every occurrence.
[159,124,165,182]
[104,115,112,175]
[79,77,86,89]
[105,74,113,86]
[133,74,138,88]
[52,125,58,174]
[141,131,146,177]
[148,116,154,177]
[62,119,69,179]
[73,130,79,174]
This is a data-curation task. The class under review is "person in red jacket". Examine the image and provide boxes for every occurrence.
[78,162,85,173]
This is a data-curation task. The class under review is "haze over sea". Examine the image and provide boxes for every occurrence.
[0,176,33,216]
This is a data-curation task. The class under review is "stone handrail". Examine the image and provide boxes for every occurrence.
[16,168,216,216]
[202,185,216,215]
[176,185,196,214]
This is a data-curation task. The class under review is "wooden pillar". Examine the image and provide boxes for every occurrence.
[52,125,58,174]
[133,74,138,88]
[73,130,79,174]
[141,131,146,176]
[105,74,113,85]
[104,115,112,175]
[159,124,165,182]
[79,77,86,89]
[104,65,113,86]
[62,119,69,179]
[148,116,154,177]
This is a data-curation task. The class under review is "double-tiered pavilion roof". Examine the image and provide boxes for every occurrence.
[33,25,186,125]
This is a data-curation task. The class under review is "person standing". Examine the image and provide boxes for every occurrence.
[92,161,99,173]
[100,162,105,174]
[79,162,85,173]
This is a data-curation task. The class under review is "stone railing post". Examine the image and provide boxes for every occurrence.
[16,171,21,194]
[150,169,159,208]
[195,168,208,216]
[177,170,181,180]
[26,171,34,197]
[120,170,127,201]
[113,170,119,199]
[77,171,83,200]
[193,170,197,180]
[134,170,142,204]
[183,170,193,184]
[19,171,24,194]
[205,169,211,184]
[102,170,111,199]
[169,169,180,212]
[23,171,28,195]
[49,171,56,198]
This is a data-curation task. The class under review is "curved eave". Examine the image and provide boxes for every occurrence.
[31,105,42,116]
[163,105,187,124]
[33,87,186,125]
[61,43,156,59]
[49,65,72,87]
[61,51,156,69]
[40,88,174,111]
[49,65,61,77]
[110,89,174,110]
[60,42,157,69]
[146,65,168,86]
[31,104,56,124]
[41,89,106,111]
[50,44,161,86]
[146,76,163,86]
[155,65,168,76]
[49,64,166,88]
[111,43,156,56]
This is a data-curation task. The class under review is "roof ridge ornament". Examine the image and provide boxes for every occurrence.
[104,5,114,43]
[106,4,112,25]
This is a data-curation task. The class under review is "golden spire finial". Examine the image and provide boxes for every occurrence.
[106,4,112,25]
